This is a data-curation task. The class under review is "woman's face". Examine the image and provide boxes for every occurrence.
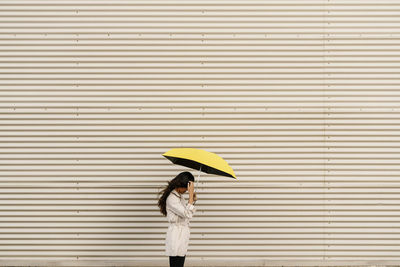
[175,187,187,194]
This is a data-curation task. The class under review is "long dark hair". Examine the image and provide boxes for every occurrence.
[157,171,195,216]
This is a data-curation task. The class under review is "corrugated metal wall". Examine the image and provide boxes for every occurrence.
[1,0,400,266]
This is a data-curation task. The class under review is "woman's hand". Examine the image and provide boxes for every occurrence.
[188,181,195,204]
[188,181,195,195]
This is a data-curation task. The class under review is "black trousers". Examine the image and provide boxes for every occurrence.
[169,255,186,267]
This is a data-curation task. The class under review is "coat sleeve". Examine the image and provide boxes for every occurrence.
[167,195,196,219]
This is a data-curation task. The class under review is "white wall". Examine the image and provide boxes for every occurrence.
[1,0,400,266]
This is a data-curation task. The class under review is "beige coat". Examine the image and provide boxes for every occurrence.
[165,189,196,256]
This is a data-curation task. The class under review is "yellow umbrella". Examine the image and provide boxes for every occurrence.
[162,147,237,193]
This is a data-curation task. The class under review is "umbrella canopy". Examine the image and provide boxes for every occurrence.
[162,147,237,179]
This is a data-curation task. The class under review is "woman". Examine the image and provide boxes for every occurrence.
[157,171,197,267]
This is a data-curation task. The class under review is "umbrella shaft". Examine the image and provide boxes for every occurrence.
[195,165,201,193]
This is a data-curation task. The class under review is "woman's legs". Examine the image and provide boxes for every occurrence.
[169,255,186,267]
